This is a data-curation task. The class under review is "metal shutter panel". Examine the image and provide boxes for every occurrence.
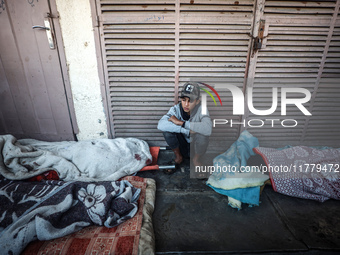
[96,0,340,149]
[304,5,340,144]
[179,0,255,152]
[97,0,177,146]
[243,0,340,147]
[97,0,255,151]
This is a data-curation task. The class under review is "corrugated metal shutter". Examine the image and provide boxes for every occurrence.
[96,0,255,150]
[97,0,177,146]
[304,3,340,145]
[178,0,255,151]
[243,0,340,147]
[96,0,339,150]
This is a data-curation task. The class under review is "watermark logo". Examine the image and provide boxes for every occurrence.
[198,83,223,115]
[200,84,312,128]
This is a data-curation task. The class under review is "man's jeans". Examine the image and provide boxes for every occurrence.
[163,132,209,158]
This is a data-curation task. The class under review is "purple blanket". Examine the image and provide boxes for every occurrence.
[254,146,340,202]
[0,176,140,255]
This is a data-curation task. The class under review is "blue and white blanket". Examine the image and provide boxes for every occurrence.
[206,130,269,209]
[0,176,140,255]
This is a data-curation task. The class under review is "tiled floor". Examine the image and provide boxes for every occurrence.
[137,150,340,255]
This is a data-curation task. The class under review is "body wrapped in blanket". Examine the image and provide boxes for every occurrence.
[0,135,152,182]
[0,176,140,255]
[254,146,340,202]
[207,131,340,209]
[0,135,156,255]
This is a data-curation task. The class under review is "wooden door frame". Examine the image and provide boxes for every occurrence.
[49,0,79,136]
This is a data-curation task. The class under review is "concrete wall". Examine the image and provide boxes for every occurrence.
[55,0,108,140]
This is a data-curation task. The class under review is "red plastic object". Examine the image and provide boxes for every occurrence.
[140,146,161,171]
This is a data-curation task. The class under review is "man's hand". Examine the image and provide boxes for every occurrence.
[169,115,184,126]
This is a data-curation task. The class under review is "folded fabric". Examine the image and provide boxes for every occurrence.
[206,130,269,209]
[207,184,260,209]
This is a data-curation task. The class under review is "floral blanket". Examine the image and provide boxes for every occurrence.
[0,176,140,255]
[254,146,340,202]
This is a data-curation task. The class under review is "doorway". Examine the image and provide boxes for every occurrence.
[0,0,77,141]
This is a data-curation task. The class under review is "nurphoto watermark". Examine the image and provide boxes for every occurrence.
[189,80,314,179]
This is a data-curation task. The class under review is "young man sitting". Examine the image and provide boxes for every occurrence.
[157,82,212,174]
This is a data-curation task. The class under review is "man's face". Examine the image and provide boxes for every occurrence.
[181,97,200,114]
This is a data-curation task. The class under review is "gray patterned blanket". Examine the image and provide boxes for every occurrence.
[254,146,340,202]
[0,176,140,255]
